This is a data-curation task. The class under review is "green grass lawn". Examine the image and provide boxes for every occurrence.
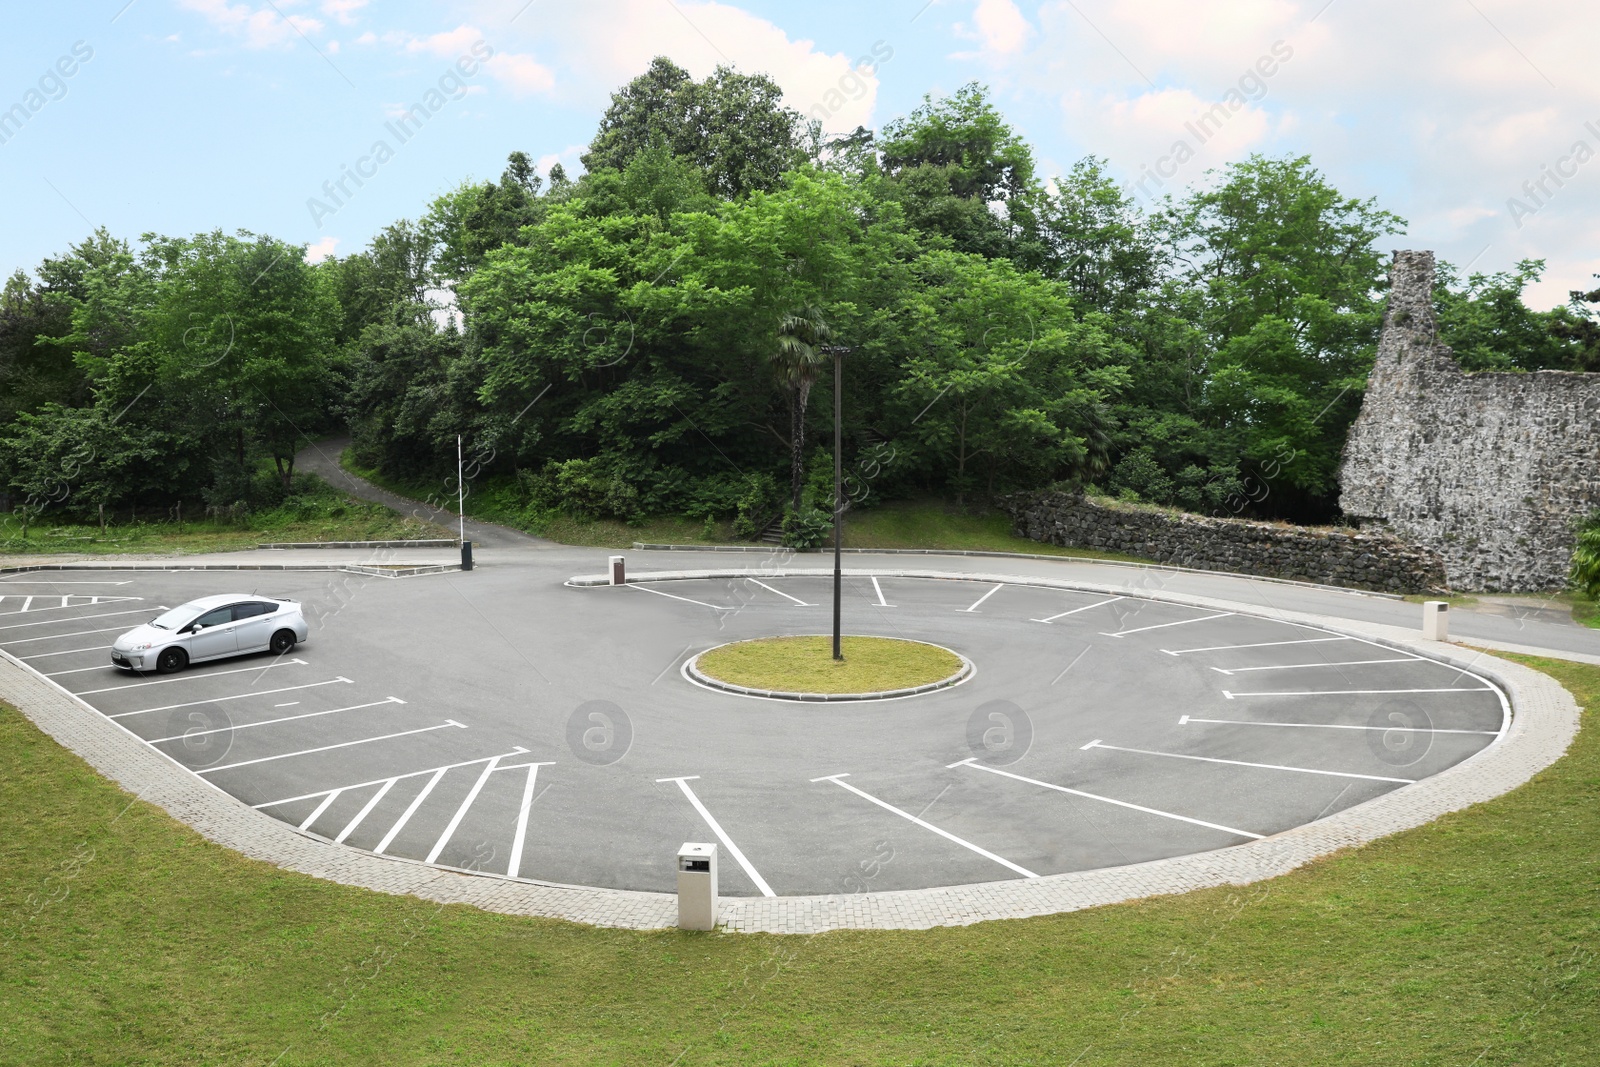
[1,655,1595,1064]
[696,635,962,693]
[0,478,450,558]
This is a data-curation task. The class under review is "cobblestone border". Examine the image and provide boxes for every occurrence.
[684,637,973,702]
[258,539,459,549]
[0,568,1579,933]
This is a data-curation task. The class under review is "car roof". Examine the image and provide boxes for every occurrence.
[178,594,281,611]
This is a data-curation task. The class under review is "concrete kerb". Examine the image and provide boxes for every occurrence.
[629,543,1409,601]
[0,562,461,579]
[258,539,460,550]
[0,565,1580,934]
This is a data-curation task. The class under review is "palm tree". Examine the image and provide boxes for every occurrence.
[770,305,833,511]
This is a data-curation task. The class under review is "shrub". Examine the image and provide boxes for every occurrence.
[1572,511,1600,599]
[782,505,833,550]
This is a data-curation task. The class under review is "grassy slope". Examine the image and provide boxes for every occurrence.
[0,480,449,558]
[0,656,1595,1064]
[344,453,1148,562]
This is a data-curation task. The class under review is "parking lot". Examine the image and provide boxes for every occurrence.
[0,564,1507,897]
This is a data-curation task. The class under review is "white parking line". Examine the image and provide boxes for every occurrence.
[630,584,729,610]
[747,578,811,607]
[1160,636,1353,656]
[963,583,1004,612]
[657,775,776,897]
[0,594,142,614]
[1080,740,1415,784]
[19,644,109,659]
[1178,715,1499,736]
[811,773,1039,878]
[866,577,890,607]
[0,605,158,632]
[375,767,448,854]
[111,679,352,718]
[1101,612,1234,638]
[426,755,505,864]
[77,659,308,695]
[508,762,555,880]
[1210,657,1419,676]
[334,779,399,844]
[144,698,402,743]
[0,580,132,585]
[947,758,1264,840]
[1033,596,1125,623]
[258,749,522,809]
[45,664,117,677]
[1223,687,1494,700]
[197,720,465,775]
[298,790,344,831]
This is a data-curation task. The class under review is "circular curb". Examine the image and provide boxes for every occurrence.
[684,636,973,702]
[0,565,1581,934]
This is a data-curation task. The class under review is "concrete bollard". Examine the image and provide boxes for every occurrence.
[676,842,718,931]
[1421,600,1449,642]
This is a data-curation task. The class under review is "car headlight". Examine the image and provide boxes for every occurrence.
[128,643,154,651]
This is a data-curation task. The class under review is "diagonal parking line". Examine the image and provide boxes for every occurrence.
[812,773,1039,878]
[1102,612,1234,638]
[76,658,308,695]
[0,605,159,632]
[1081,739,1415,784]
[334,778,399,844]
[1223,687,1494,700]
[746,577,811,606]
[1210,657,1419,675]
[198,720,466,775]
[20,644,111,659]
[426,754,509,864]
[299,790,344,831]
[111,679,351,718]
[948,758,1264,839]
[507,762,555,880]
[630,583,730,610]
[1179,715,1498,736]
[1033,596,1124,623]
[1161,636,1353,656]
[658,775,776,897]
[256,749,526,809]
[963,583,1004,612]
[144,698,402,743]
[375,767,449,854]
[4,622,159,645]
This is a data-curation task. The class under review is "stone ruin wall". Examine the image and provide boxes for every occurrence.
[1339,250,1600,592]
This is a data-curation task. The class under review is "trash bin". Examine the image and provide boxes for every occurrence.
[1421,600,1448,642]
[676,842,717,931]
[461,540,474,572]
[610,555,626,585]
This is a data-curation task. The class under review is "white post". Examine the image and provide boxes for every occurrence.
[456,434,465,545]
[676,842,718,931]
[1421,600,1449,642]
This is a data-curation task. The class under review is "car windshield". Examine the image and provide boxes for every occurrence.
[149,604,203,630]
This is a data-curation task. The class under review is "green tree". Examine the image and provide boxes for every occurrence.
[582,57,813,199]
[1435,260,1596,372]
[771,305,833,510]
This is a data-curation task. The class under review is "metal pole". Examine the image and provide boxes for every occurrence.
[833,348,843,661]
[456,434,465,545]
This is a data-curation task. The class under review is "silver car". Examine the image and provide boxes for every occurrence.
[111,594,309,673]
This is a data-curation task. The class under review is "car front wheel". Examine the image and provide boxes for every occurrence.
[270,629,297,655]
[156,647,187,674]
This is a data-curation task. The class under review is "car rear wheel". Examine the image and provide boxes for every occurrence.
[270,629,297,655]
[156,647,187,674]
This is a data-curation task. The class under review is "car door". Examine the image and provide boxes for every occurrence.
[231,601,278,652]
[186,606,239,661]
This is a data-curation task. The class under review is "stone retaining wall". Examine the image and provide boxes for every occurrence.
[1004,491,1448,593]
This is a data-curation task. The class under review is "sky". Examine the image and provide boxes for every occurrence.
[2,0,1597,308]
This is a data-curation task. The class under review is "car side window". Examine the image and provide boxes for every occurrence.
[194,607,232,629]
[233,602,276,621]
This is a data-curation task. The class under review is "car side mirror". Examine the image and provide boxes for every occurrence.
[185,623,202,634]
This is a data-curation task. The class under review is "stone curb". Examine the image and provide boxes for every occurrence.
[628,543,1406,601]
[258,539,460,549]
[0,567,1580,934]
[684,640,973,702]
[0,562,461,579]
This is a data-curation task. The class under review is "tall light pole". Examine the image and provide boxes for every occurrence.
[820,344,852,660]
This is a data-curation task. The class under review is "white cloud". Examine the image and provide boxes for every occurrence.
[304,236,339,262]
[320,0,367,25]
[968,0,1032,56]
[177,0,324,48]
[389,23,557,97]
[486,53,557,95]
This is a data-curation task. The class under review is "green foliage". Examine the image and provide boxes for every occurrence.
[1435,259,1596,372]
[1572,512,1600,599]
[782,504,833,550]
